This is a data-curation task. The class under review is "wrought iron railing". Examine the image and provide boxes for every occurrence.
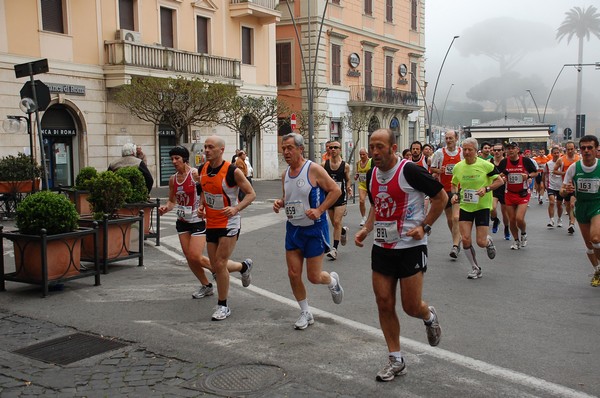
[350,85,418,107]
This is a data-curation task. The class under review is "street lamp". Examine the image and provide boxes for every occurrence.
[409,71,430,142]
[439,83,454,127]
[525,90,541,122]
[2,115,33,162]
[429,35,459,144]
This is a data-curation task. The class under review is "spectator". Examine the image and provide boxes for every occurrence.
[109,143,153,194]
[135,145,147,164]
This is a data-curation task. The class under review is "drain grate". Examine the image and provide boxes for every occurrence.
[13,332,127,365]
[197,364,286,396]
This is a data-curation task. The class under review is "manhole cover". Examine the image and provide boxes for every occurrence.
[197,364,286,396]
[13,332,127,365]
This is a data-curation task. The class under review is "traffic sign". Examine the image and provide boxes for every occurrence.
[20,80,51,112]
[290,113,297,128]
[563,127,572,140]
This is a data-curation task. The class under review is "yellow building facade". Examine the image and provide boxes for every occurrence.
[0,0,281,188]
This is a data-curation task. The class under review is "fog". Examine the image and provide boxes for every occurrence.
[425,0,600,132]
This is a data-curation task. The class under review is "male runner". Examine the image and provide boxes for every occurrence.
[545,146,564,228]
[533,148,550,205]
[355,147,372,227]
[410,140,429,170]
[554,141,580,234]
[273,133,344,328]
[490,143,510,239]
[199,135,256,321]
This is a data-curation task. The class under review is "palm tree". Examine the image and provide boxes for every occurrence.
[556,5,600,135]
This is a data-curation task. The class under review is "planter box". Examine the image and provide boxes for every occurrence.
[58,187,93,216]
[0,226,100,297]
[0,178,41,194]
[79,214,144,274]
[117,198,161,246]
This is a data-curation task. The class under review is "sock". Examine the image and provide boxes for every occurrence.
[504,225,509,234]
[240,261,248,274]
[217,299,227,307]
[464,245,478,268]
[424,310,434,324]
[205,283,213,288]
[334,240,339,249]
[521,232,527,237]
[389,351,402,362]
[328,273,338,288]
[298,299,309,312]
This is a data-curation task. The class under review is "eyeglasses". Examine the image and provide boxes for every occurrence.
[329,146,340,150]
[580,145,596,151]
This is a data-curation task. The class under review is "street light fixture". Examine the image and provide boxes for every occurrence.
[2,115,33,163]
[525,89,541,122]
[429,35,459,144]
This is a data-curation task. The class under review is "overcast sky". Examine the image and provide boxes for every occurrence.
[425,0,600,119]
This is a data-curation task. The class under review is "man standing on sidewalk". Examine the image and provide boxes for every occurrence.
[200,136,256,321]
[273,133,344,330]
[355,128,446,382]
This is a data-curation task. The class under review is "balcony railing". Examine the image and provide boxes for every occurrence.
[105,41,241,81]
[229,0,281,22]
[349,85,418,107]
[230,0,279,7]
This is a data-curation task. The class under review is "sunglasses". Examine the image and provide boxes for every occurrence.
[329,146,341,149]
[493,149,503,152]
[580,145,596,151]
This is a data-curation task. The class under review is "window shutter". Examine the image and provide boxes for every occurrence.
[276,43,292,86]
[160,7,174,48]
[197,16,208,54]
[41,0,64,33]
[119,0,135,30]
[332,44,341,85]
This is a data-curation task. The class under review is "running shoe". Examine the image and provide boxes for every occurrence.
[467,266,482,279]
[340,226,348,246]
[376,356,407,382]
[449,245,460,259]
[241,258,253,287]
[294,311,315,330]
[568,224,575,234]
[520,233,528,248]
[510,240,521,250]
[557,218,563,228]
[326,247,337,260]
[424,306,442,346]
[192,285,214,299]
[360,216,367,227]
[329,271,344,304]
[492,218,499,234]
[591,271,600,287]
[547,219,555,228]
[538,198,543,205]
[211,305,231,321]
[486,236,496,260]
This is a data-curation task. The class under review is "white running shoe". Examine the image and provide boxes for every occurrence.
[326,247,337,260]
[329,272,344,304]
[340,226,348,246]
[294,311,314,330]
[520,233,528,247]
[211,305,231,321]
[360,217,367,227]
[192,285,214,299]
[467,266,482,279]
[547,219,555,228]
[557,218,563,228]
[510,240,521,250]
[241,258,253,287]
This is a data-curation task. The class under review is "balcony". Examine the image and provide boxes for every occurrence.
[348,85,419,110]
[229,0,281,23]
[104,41,242,87]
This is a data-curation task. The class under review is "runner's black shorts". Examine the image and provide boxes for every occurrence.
[371,244,427,279]
[459,208,490,226]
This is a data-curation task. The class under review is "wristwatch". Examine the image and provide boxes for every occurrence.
[422,224,432,236]
[485,186,491,193]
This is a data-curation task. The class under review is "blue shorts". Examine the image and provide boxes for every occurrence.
[285,221,330,258]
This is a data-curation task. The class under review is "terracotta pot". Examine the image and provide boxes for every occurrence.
[67,191,93,215]
[118,204,152,234]
[81,221,132,260]
[0,178,41,194]
[13,236,81,282]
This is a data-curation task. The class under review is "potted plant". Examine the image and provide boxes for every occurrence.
[0,190,100,296]
[78,171,143,271]
[0,153,42,193]
[60,166,97,215]
[115,167,157,240]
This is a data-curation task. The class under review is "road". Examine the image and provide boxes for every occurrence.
[0,180,598,397]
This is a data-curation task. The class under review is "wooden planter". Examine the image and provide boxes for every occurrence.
[0,226,100,297]
[79,214,144,274]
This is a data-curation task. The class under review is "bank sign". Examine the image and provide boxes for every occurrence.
[46,83,86,96]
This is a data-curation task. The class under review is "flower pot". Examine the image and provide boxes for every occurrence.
[0,178,41,194]
[68,190,92,215]
[13,236,81,282]
[118,204,152,234]
[80,218,132,261]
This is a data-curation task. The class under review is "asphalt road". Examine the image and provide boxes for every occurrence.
[0,181,598,397]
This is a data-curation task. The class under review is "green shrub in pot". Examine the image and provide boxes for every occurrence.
[75,166,98,191]
[0,153,42,181]
[87,171,132,220]
[114,166,148,203]
[16,191,79,235]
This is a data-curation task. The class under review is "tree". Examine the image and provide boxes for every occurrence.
[556,5,600,119]
[114,76,237,143]
[342,112,371,165]
[295,110,327,149]
[220,96,289,155]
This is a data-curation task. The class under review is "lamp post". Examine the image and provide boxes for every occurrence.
[2,115,33,162]
[429,35,459,144]
[409,71,430,143]
[525,90,541,122]
[439,83,454,127]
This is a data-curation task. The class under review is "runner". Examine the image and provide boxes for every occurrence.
[354,128,446,381]
[158,146,254,300]
[323,140,352,260]
[490,143,510,240]
[545,146,564,228]
[410,140,429,170]
[199,136,256,321]
[497,141,538,250]
[560,135,600,286]
[554,141,580,234]
[273,133,344,329]
[430,130,463,259]
[355,147,372,227]
[478,142,493,160]
[451,138,504,279]
[533,148,550,205]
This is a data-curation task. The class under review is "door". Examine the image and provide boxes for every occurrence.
[43,136,73,189]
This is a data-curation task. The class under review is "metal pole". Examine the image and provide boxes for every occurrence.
[28,66,49,189]
[409,71,430,142]
[526,90,541,122]
[429,35,459,144]
[27,113,33,165]
[440,84,454,127]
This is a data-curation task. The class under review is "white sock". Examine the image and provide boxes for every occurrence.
[424,310,434,324]
[298,299,309,312]
[389,351,402,362]
[328,274,337,288]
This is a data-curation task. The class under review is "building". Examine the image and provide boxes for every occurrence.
[0,0,281,188]
[275,0,426,164]
[463,118,553,152]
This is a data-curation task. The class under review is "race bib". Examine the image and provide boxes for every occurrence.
[285,200,305,220]
[374,220,400,243]
[176,205,193,220]
[462,189,479,204]
[358,173,367,183]
[577,178,600,194]
[444,164,455,175]
[204,192,225,209]
[507,174,524,184]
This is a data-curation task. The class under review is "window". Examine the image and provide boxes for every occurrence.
[364,0,372,16]
[386,0,393,23]
[41,0,65,33]
[160,7,174,48]
[364,51,372,101]
[411,62,417,93]
[276,42,292,86]
[331,0,340,4]
[331,44,341,85]
[242,27,253,65]
[385,56,393,90]
[119,0,135,30]
[411,0,418,30]
[197,16,208,54]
